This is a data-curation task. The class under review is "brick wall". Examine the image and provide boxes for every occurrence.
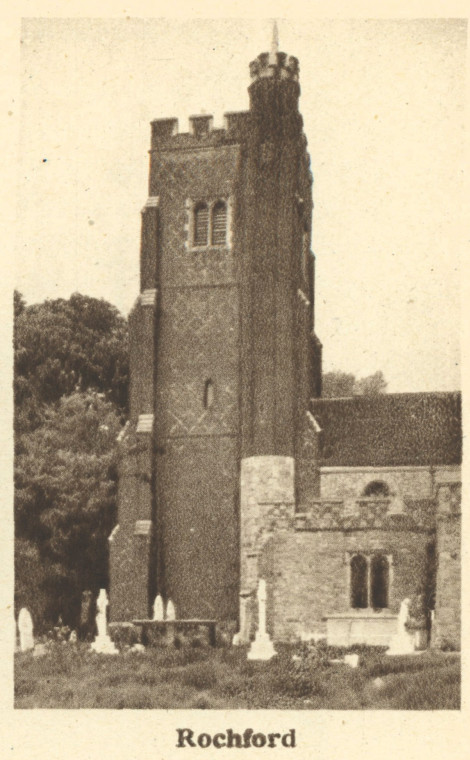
[319,466,435,502]
[151,145,241,621]
[265,528,430,641]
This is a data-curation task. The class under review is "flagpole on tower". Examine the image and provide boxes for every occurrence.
[269,19,279,64]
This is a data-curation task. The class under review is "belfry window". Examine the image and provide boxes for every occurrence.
[350,553,390,610]
[189,199,229,248]
[211,201,227,245]
[193,203,209,246]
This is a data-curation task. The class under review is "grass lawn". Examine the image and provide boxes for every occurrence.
[15,642,460,710]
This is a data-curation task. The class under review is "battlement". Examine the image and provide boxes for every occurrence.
[249,51,299,83]
[150,111,251,150]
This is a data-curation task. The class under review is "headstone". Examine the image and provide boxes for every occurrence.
[18,608,34,652]
[386,598,415,655]
[232,593,250,645]
[247,579,276,661]
[344,653,359,668]
[152,594,164,621]
[166,599,176,621]
[90,589,118,655]
[79,590,96,640]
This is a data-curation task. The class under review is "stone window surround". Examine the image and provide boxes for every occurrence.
[185,196,233,251]
[346,551,394,611]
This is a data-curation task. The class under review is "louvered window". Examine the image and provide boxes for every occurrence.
[211,201,227,245]
[194,203,209,246]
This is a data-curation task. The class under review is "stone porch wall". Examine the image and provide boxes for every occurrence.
[433,480,461,650]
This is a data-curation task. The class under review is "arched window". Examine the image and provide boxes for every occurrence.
[203,379,214,409]
[350,554,368,609]
[349,553,391,610]
[362,480,390,498]
[370,554,389,609]
[211,201,227,245]
[193,203,209,246]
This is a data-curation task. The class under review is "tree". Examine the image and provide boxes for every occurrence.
[322,370,387,398]
[14,292,129,434]
[14,292,129,629]
[322,371,356,398]
[353,370,387,396]
[15,391,122,628]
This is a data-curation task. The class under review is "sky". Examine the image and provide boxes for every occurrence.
[15,17,466,393]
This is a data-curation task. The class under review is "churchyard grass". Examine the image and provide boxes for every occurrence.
[15,642,459,709]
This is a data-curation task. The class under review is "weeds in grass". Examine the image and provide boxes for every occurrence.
[14,642,460,710]
[182,661,218,690]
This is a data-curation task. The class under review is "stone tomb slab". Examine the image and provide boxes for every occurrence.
[132,619,217,647]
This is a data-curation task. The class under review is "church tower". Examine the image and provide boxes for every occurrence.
[109,31,322,626]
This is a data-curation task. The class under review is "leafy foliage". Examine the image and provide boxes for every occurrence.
[322,370,387,398]
[14,291,128,434]
[15,391,122,627]
[14,292,128,630]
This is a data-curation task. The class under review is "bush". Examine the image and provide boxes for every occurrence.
[108,623,139,649]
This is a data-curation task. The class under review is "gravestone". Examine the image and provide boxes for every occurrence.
[247,579,276,661]
[79,590,96,640]
[90,589,118,655]
[152,594,164,621]
[233,591,252,645]
[386,598,415,655]
[166,599,176,621]
[18,608,34,652]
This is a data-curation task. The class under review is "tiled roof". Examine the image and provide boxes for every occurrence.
[311,392,461,467]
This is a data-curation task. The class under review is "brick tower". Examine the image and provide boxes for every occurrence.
[109,31,322,626]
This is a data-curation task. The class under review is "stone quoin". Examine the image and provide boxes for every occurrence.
[109,27,461,650]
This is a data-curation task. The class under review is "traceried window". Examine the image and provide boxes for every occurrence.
[193,202,209,246]
[211,201,227,245]
[370,554,389,608]
[350,553,390,610]
[350,554,368,609]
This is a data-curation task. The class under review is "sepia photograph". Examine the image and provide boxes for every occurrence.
[13,13,463,719]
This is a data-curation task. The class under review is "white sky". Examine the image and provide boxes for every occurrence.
[15,17,466,392]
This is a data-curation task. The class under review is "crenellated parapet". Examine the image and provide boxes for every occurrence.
[249,51,299,83]
[150,111,251,151]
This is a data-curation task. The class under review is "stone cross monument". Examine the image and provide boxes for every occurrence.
[247,579,276,660]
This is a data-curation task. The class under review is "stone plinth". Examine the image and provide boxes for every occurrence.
[247,631,276,661]
[326,612,399,647]
[91,635,118,655]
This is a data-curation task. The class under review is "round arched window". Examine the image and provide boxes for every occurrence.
[362,480,390,498]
